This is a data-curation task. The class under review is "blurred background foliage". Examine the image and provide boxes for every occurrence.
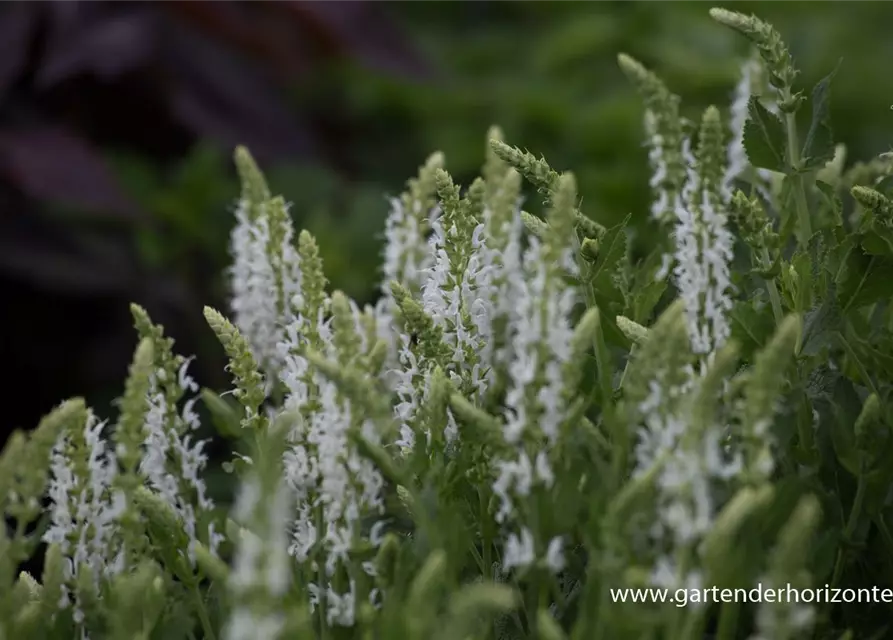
[4,0,893,449]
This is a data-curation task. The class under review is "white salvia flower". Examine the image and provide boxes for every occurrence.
[725,53,780,199]
[224,476,293,640]
[279,301,385,626]
[492,204,578,576]
[229,199,302,381]
[502,528,535,572]
[380,198,442,310]
[44,411,126,617]
[672,138,734,357]
[726,56,760,186]
[421,216,495,398]
[645,109,675,221]
[140,359,217,563]
[392,199,515,454]
[545,536,566,573]
[634,368,743,594]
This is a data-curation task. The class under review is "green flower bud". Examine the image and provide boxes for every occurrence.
[349,430,406,489]
[390,282,452,364]
[407,550,448,621]
[234,146,271,218]
[617,53,686,224]
[521,211,549,238]
[132,486,193,582]
[203,306,266,429]
[696,105,728,203]
[195,542,230,584]
[374,533,402,589]
[448,394,505,447]
[331,290,363,364]
[114,338,154,474]
[296,230,328,342]
[709,8,799,91]
[17,571,41,602]
[489,140,560,201]
[575,211,606,240]
[484,125,509,187]
[616,315,649,345]
[852,185,893,223]
[580,238,599,262]
[546,172,578,260]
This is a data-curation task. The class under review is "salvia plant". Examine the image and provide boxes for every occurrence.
[5,8,893,640]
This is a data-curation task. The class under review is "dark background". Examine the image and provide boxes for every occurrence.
[3,1,892,472]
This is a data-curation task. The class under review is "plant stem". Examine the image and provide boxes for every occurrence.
[830,464,868,589]
[716,600,740,640]
[781,92,813,246]
[192,583,217,640]
[760,246,784,325]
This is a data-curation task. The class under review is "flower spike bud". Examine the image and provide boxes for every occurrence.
[434,168,463,224]
[616,315,649,345]
[709,8,798,92]
[484,124,509,186]
[115,338,154,474]
[203,307,266,428]
[852,185,893,223]
[618,53,686,224]
[521,211,548,238]
[697,106,728,202]
[546,172,578,255]
[233,146,270,216]
[489,140,560,200]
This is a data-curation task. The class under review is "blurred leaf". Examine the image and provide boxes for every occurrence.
[284,0,432,79]
[36,3,156,87]
[165,24,319,163]
[0,125,142,219]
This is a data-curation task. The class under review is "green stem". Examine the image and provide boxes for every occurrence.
[830,464,868,589]
[192,584,217,640]
[480,490,492,581]
[782,92,813,245]
[760,246,784,325]
[796,393,817,465]
[716,600,740,640]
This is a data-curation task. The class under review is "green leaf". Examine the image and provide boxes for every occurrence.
[859,222,893,256]
[801,61,841,172]
[826,378,864,477]
[200,388,242,439]
[729,298,775,357]
[800,298,842,357]
[586,214,630,301]
[743,97,788,173]
[814,180,843,228]
[837,251,893,311]
[844,329,893,384]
